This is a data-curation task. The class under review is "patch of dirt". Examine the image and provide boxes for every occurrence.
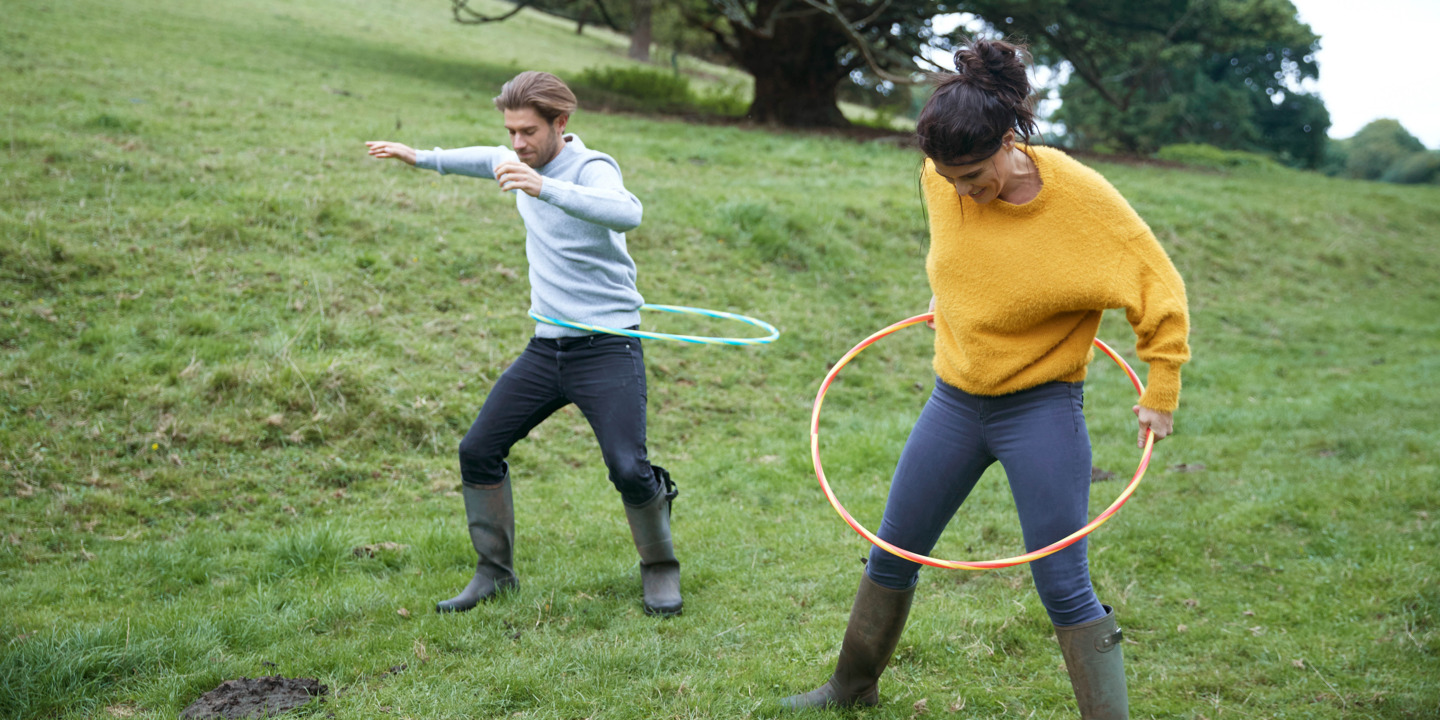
[179,676,327,719]
[351,541,409,558]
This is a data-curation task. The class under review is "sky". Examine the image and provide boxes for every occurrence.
[1291,0,1440,147]
[932,1,1440,148]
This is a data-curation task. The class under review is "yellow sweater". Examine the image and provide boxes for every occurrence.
[923,146,1190,412]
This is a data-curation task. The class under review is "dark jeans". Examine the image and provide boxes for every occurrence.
[458,333,662,507]
[866,378,1106,627]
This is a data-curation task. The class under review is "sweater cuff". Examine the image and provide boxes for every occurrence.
[415,149,441,173]
[537,177,569,205]
[1138,360,1183,413]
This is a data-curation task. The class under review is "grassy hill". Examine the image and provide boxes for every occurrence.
[2,0,1437,717]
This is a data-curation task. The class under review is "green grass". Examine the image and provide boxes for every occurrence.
[2,0,1438,717]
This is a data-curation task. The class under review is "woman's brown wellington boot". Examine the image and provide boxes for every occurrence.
[1055,605,1129,719]
[780,572,915,709]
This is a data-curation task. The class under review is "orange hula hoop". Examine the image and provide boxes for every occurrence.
[810,313,1156,570]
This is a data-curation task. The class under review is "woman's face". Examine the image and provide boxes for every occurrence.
[929,131,1023,205]
[931,155,1004,204]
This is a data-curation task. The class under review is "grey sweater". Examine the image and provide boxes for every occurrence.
[415,135,644,338]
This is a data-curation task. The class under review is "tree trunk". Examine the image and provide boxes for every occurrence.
[628,0,652,62]
[728,9,852,127]
[575,5,588,35]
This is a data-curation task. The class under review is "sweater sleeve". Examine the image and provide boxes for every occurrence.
[414,146,517,180]
[1119,231,1191,412]
[537,158,643,233]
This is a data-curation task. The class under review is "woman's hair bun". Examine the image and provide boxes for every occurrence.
[916,37,1039,163]
[951,39,1031,111]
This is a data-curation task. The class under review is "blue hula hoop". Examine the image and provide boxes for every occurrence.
[528,304,780,346]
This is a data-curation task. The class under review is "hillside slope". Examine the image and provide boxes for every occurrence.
[2,0,1436,717]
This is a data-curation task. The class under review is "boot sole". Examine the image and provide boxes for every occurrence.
[435,578,519,613]
[643,602,683,618]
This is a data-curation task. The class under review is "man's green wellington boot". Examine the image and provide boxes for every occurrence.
[435,476,518,612]
[623,468,682,617]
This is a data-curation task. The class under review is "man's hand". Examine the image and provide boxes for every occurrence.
[365,141,417,165]
[1132,405,1174,449]
[495,161,544,197]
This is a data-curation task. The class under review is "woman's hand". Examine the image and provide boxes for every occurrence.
[365,141,416,165]
[926,295,937,330]
[1132,405,1174,449]
[495,161,544,197]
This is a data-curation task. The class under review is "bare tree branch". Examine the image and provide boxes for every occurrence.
[588,0,625,33]
[1117,0,1207,107]
[451,0,536,24]
[682,3,743,55]
[851,0,894,27]
[798,0,923,84]
[912,50,948,73]
[705,0,822,40]
[1033,24,1126,110]
[708,0,762,31]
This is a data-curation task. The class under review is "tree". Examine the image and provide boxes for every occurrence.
[448,1,961,128]
[1251,87,1330,168]
[451,1,632,43]
[1381,151,1440,185]
[966,0,1330,162]
[1340,118,1427,180]
[628,0,653,61]
[675,1,957,127]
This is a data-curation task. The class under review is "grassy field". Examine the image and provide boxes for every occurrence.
[2,0,1438,717]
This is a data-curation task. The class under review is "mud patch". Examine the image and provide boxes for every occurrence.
[179,676,327,719]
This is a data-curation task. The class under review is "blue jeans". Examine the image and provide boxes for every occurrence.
[866,378,1106,627]
[458,333,661,506]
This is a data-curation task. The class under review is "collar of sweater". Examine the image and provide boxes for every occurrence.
[974,145,1058,218]
[537,133,588,176]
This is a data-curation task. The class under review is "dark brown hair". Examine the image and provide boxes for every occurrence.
[493,71,578,124]
[915,38,1038,164]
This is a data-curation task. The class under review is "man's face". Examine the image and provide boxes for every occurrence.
[504,107,567,168]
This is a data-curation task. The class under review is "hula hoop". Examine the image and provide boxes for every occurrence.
[529,303,779,346]
[811,312,1156,570]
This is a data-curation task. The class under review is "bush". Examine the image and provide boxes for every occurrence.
[574,67,747,118]
[1342,118,1427,180]
[1154,143,1281,171]
[1321,138,1350,177]
[694,82,748,117]
[575,66,695,111]
[852,105,907,131]
[1380,151,1440,185]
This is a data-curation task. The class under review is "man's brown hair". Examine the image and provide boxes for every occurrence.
[493,71,577,124]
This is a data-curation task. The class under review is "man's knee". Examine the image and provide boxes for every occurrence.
[458,438,506,485]
[607,458,659,500]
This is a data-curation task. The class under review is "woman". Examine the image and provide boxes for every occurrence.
[781,39,1190,718]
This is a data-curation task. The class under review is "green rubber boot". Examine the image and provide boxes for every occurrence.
[780,573,915,709]
[435,476,518,613]
[623,467,682,617]
[1055,605,1129,719]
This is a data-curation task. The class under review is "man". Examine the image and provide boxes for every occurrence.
[365,71,681,617]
